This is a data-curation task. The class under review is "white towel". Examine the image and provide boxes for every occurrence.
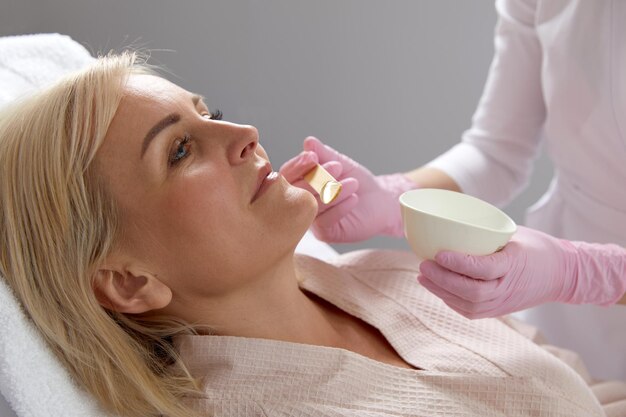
[0,279,112,417]
[0,33,112,417]
[0,33,94,107]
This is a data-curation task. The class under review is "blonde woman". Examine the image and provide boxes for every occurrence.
[0,53,623,417]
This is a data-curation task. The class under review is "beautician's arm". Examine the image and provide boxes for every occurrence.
[404,166,461,193]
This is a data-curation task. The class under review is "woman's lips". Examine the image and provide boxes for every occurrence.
[251,171,279,203]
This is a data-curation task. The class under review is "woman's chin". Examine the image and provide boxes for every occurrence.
[283,186,319,241]
[303,189,320,226]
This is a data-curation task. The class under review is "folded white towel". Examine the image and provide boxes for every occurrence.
[0,33,112,417]
[0,33,94,108]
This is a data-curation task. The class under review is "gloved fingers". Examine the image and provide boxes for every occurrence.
[303,136,334,161]
[434,249,511,280]
[419,260,502,303]
[417,274,505,319]
[312,195,360,241]
[303,136,357,169]
[279,151,319,183]
[454,289,523,319]
[279,151,344,193]
[319,161,344,180]
[417,274,478,318]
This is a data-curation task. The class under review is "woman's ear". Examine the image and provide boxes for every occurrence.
[92,264,172,314]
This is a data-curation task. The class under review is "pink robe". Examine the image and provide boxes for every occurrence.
[175,250,626,416]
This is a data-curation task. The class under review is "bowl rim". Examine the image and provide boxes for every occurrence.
[399,188,517,235]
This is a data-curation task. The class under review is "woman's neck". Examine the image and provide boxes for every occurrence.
[170,254,418,370]
[169,254,346,347]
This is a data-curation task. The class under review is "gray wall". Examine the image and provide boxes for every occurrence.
[1,0,552,253]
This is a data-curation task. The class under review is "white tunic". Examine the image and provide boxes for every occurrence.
[174,251,626,416]
[427,0,626,380]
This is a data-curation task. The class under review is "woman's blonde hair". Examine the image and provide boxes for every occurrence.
[0,52,202,417]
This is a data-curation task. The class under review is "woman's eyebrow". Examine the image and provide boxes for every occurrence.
[140,113,181,159]
[139,94,205,160]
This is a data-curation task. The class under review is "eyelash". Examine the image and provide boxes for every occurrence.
[209,109,223,121]
[168,109,223,167]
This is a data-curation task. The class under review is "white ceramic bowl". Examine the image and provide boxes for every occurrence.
[399,188,517,260]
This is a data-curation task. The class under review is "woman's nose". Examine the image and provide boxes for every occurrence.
[220,122,259,165]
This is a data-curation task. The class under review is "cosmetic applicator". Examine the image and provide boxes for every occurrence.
[303,164,342,204]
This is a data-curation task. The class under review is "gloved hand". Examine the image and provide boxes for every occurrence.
[417,225,626,319]
[280,136,418,242]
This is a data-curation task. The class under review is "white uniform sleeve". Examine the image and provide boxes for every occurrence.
[427,0,546,207]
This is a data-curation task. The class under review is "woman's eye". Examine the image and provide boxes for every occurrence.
[168,133,191,167]
[207,109,222,120]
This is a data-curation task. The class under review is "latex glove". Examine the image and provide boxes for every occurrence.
[417,225,626,319]
[280,136,418,242]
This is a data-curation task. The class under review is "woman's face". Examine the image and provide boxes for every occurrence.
[96,74,316,303]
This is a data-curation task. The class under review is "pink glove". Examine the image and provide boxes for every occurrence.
[280,136,419,242]
[417,225,626,319]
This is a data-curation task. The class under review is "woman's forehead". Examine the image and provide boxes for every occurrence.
[113,75,192,128]
[103,76,185,152]
[123,74,189,105]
